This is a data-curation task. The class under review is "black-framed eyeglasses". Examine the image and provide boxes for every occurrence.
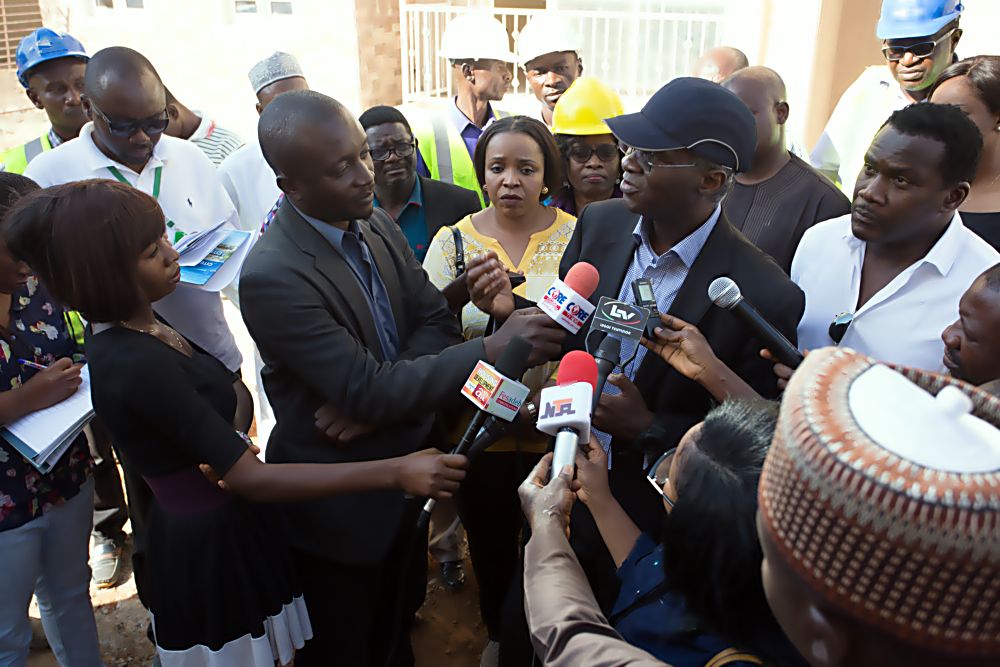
[881,28,955,62]
[89,102,169,138]
[646,447,677,509]
[618,141,707,173]
[829,311,854,344]
[370,141,415,162]
[567,143,620,164]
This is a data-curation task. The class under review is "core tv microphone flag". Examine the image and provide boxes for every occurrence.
[538,262,600,334]
[537,350,598,478]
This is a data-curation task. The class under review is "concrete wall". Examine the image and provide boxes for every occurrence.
[1,0,364,150]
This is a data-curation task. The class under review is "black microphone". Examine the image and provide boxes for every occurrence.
[592,335,621,412]
[417,336,533,529]
[708,277,803,369]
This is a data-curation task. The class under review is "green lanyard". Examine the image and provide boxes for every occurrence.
[106,165,184,242]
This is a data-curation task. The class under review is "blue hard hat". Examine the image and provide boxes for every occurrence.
[877,0,963,40]
[15,27,88,88]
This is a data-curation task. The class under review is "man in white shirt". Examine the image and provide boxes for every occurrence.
[25,46,242,373]
[218,52,308,236]
[793,102,998,372]
[810,0,963,195]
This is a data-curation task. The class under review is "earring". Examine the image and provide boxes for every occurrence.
[482,184,488,191]
[542,186,549,195]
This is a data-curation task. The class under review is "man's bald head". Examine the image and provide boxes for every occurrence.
[722,66,786,105]
[721,66,789,170]
[84,46,164,106]
[693,46,749,83]
[259,90,375,223]
[82,47,168,172]
[259,90,357,177]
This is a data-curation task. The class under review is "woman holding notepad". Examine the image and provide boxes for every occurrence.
[3,178,470,667]
[0,173,102,665]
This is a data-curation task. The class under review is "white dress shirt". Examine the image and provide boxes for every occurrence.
[217,140,281,235]
[25,124,243,371]
[809,66,910,197]
[791,212,1000,372]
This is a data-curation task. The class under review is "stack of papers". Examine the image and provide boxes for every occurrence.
[2,366,94,473]
[174,223,254,292]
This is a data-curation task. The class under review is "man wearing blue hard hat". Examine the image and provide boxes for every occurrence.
[0,28,89,174]
[810,0,963,196]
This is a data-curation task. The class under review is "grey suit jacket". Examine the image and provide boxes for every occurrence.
[239,200,485,564]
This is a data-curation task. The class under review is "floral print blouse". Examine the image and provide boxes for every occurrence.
[0,277,92,532]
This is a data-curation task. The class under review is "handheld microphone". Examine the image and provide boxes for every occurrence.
[708,277,803,369]
[538,262,600,334]
[537,351,598,479]
[418,337,533,528]
[592,335,621,412]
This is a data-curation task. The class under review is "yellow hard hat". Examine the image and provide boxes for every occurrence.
[550,77,625,136]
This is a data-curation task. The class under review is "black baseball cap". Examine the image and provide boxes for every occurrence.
[605,77,757,172]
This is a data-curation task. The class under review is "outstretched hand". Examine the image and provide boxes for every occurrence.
[640,314,719,383]
[518,453,577,535]
[466,251,517,321]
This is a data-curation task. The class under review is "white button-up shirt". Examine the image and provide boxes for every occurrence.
[25,123,243,371]
[810,66,910,197]
[791,212,1000,372]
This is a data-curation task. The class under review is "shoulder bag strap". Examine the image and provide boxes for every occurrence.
[704,648,764,667]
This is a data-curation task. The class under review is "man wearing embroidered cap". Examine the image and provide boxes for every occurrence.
[811,0,964,195]
[218,51,309,237]
[553,76,803,609]
[0,28,88,174]
[517,13,584,126]
[411,14,514,205]
[758,346,1000,667]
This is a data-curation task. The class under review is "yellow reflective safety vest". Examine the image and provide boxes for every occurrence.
[413,108,511,208]
[0,133,53,175]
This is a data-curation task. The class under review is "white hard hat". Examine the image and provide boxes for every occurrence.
[517,13,581,66]
[440,13,516,63]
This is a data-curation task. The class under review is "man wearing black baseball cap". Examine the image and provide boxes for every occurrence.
[556,76,804,607]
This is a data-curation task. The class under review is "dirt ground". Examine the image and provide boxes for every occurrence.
[27,538,487,667]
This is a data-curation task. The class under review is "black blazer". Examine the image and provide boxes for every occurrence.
[239,201,485,565]
[419,175,482,241]
[559,199,805,608]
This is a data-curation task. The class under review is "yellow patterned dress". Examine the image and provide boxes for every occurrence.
[423,207,577,452]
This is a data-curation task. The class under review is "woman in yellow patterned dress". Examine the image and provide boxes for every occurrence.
[422,115,575,658]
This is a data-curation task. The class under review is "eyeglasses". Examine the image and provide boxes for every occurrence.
[567,143,620,164]
[370,141,415,162]
[618,141,703,173]
[90,102,169,138]
[646,447,677,509]
[828,311,854,344]
[881,28,955,62]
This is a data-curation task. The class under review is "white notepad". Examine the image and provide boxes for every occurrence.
[2,366,94,473]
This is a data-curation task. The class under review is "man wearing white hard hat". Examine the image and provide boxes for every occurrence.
[517,13,584,127]
[412,13,514,206]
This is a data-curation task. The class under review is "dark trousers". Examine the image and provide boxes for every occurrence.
[457,450,542,642]
[292,508,427,667]
[85,418,128,544]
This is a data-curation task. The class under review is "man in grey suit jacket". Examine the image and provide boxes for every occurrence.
[238,90,564,666]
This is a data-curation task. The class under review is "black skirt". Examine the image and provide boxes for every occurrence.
[144,495,312,666]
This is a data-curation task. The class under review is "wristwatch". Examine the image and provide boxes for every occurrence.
[523,401,538,421]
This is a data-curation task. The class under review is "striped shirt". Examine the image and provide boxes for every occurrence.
[189,113,244,166]
[592,206,721,453]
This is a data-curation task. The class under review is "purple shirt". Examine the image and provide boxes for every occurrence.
[449,98,497,161]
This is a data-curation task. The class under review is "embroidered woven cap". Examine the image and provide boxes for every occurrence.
[248,51,304,94]
[759,347,1000,656]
